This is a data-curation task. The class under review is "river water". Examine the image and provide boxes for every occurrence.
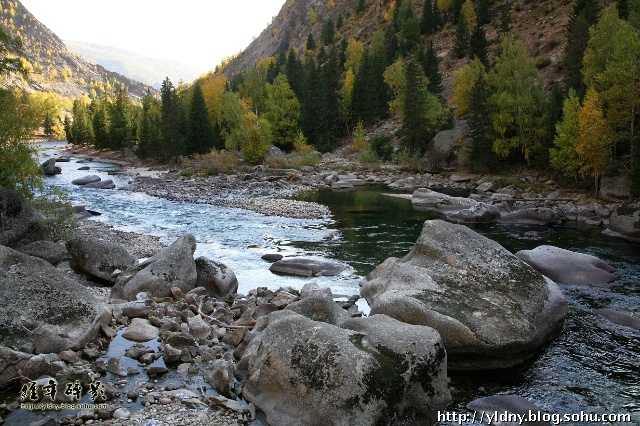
[33,142,640,424]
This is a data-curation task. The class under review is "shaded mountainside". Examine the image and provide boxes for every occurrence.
[224,0,579,95]
[65,40,201,90]
[0,0,151,99]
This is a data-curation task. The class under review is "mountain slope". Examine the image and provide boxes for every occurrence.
[0,0,151,98]
[66,40,201,90]
[224,0,578,96]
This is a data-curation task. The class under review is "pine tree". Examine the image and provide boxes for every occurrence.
[564,0,599,94]
[469,24,489,67]
[420,42,443,96]
[468,73,497,172]
[618,0,630,19]
[476,0,491,26]
[306,33,316,51]
[160,77,184,162]
[321,19,336,45]
[498,6,512,34]
[401,58,438,154]
[186,84,216,155]
[454,14,470,58]
[92,98,110,149]
[398,0,420,54]
[356,0,366,14]
[43,113,54,139]
[420,0,438,35]
[63,115,73,144]
[109,89,132,153]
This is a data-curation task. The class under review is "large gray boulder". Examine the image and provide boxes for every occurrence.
[18,241,69,265]
[411,188,478,214]
[240,310,450,426]
[603,203,640,242]
[0,246,111,354]
[195,256,238,298]
[360,220,567,370]
[0,348,62,388]
[0,186,40,248]
[41,158,61,176]
[112,234,197,300]
[269,258,347,277]
[515,245,616,285]
[66,236,137,283]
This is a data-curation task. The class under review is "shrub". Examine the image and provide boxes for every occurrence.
[31,188,78,242]
[194,150,239,176]
[370,135,394,161]
[396,148,424,172]
[350,121,369,153]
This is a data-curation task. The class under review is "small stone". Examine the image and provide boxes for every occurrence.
[112,408,130,420]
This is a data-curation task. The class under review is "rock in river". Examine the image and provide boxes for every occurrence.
[112,234,197,300]
[603,203,640,242]
[595,309,640,331]
[71,175,101,185]
[411,188,478,214]
[269,257,347,277]
[515,245,616,285]
[0,246,111,354]
[66,235,138,284]
[467,395,549,426]
[360,220,567,370]
[195,256,238,299]
[240,309,450,425]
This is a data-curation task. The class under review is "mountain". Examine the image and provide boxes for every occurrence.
[65,40,201,90]
[223,0,580,95]
[0,0,151,98]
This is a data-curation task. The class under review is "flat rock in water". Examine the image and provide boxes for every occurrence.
[516,245,616,285]
[467,395,549,426]
[411,188,479,214]
[269,258,347,277]
[122,318,159,342]
[596,309,640,331]
[72,175,101,185]
[82,179,115,189]
[261,253,283,262]
[499,208,560,225]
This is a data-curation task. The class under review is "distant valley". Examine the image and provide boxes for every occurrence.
[65,40,202,89]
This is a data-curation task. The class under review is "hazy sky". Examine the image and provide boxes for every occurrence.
[19,0,285,74]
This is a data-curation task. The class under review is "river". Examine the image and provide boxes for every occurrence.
[34,142,640,424]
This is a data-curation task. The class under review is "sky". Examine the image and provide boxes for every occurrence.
[19,0,285,74]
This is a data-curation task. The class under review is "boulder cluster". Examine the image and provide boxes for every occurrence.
[1,184,636,425]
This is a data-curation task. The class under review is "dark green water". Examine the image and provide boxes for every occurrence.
[297,187,640,425]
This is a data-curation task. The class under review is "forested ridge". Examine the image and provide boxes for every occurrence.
[2,0,640,197]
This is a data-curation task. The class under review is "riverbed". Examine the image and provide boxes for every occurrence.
[35,142,640,425]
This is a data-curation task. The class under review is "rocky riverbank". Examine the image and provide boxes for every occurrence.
[59,144,636,235]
